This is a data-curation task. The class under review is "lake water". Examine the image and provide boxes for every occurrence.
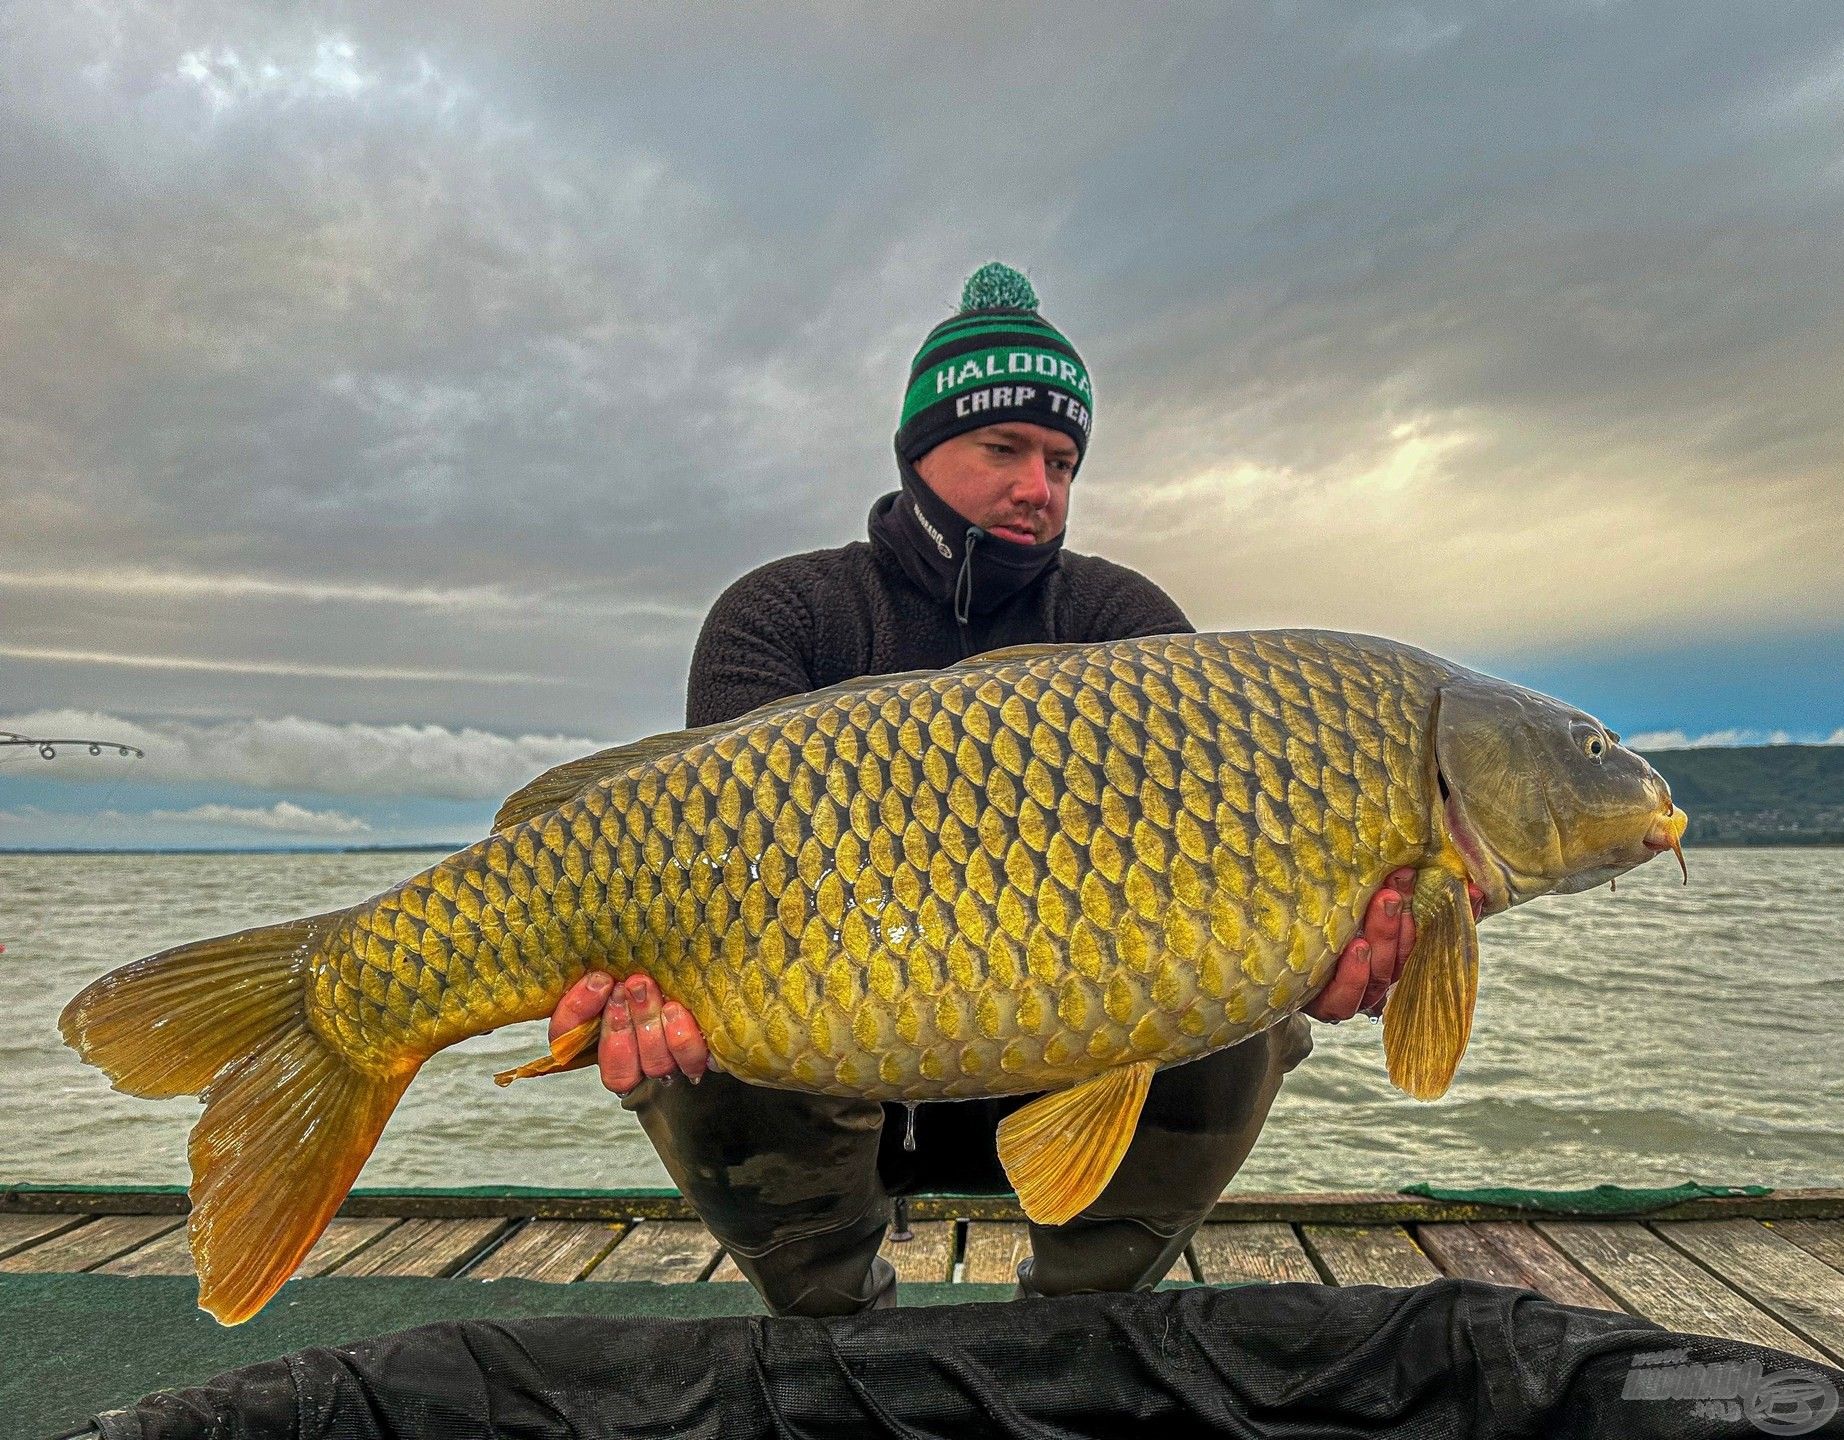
[4,847,1839,1193]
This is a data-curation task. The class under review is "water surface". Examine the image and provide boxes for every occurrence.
[4,847,1838,1192]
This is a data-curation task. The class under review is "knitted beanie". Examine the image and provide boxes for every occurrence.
[894,263,1093,469]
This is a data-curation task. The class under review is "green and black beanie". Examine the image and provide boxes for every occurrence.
[895,262,1093,469]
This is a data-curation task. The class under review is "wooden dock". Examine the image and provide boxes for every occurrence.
[4,1188,1842,1367]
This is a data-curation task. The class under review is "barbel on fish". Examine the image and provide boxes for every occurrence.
[60,629,1688,1324]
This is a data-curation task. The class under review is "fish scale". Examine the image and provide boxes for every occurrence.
[307,630,1444,1100]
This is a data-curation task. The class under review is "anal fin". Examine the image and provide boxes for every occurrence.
[492,1016,600,1087]
[995,1061,1156,1227]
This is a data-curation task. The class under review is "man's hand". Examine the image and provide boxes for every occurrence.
[548,972,710,1095]
[1304,869,1488,1023]
[1305,869,1417,1023]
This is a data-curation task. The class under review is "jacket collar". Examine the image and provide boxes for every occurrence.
[868,452,1065,623]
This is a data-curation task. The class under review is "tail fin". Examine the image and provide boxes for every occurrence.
[59,910,414,1324]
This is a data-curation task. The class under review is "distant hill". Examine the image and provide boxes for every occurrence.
[1640,744,1844,845]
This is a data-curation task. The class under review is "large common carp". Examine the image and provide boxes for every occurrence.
[61,630,1686,1323]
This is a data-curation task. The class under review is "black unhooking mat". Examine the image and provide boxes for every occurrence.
[62,1278,1844,1440]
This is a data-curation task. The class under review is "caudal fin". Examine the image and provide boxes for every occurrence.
[59,910,414,1324]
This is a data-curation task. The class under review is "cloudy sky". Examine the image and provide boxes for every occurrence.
[3,1,1841,848]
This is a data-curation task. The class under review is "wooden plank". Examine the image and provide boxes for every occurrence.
[328,1217,510,1278]
[96,1226,196,1277]
[959,1221,1187,1287]
[333,1192,702,1222]
[0,1213,87,1262]
[707,1250,747,1283]
[1655,1220,1844,1364]
[1302,1225,1440,1287]
[880,1221,956,1284]
[1190,1223,1320,1286]
[468,1220,629,1283]
[0,1216,183,1274]
[707,1220,962,1285]
[706,1225,958,1287]
[708,1216,1017,1283]
[1770,1219,1844,1275]
[1200,1189,1844,1225]
[94,1215,408,1279]
[1416,1222,1622,1311]
[961,1222,1030,1285]
[1537,1221,1827,1363]
[0,1188,189,1217]
[585,1222,721,1284]
[1414,1223,1522,1285]
[296,1217,402,1278]
[8,1186,1844,1225]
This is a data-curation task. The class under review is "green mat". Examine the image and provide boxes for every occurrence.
[1398,1181,1774,1214]
[0,1274,1020,1438]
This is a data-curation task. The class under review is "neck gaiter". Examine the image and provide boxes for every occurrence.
[868,453,1064,624]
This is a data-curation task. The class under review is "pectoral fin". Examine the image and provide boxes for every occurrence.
[1381,868,1479,1100]
[995,1060,1156,1226]
[492,1016,601,1087]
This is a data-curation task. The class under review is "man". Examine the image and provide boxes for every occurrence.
[546,263,1422,1315]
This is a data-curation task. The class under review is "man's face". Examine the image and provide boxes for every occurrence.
[912,422,1076,546]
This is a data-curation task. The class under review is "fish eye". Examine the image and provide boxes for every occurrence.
[1570,721,1608,763]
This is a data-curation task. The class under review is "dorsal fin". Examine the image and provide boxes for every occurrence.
[492,731,724,831]
[493,666,950,833]
[952,641,1081,668]
[493,644,1093,834]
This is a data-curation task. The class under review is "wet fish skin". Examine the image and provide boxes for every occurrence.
[316,629,1447,1099]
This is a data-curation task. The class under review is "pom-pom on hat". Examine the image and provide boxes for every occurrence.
[895,262,1093,469]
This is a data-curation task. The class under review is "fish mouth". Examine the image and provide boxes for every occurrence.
[1642,805,1690,883]
[1445,784,1691,908]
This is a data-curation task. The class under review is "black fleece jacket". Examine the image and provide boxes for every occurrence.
[679,491,1194,1192]
[686,492,1193,729]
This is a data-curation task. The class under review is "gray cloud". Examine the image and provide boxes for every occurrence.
[3,1,1841,754]
[0,708,604,801]
[1626,727,1844,750]
[0,643,561,685]
[136,799,371,835]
